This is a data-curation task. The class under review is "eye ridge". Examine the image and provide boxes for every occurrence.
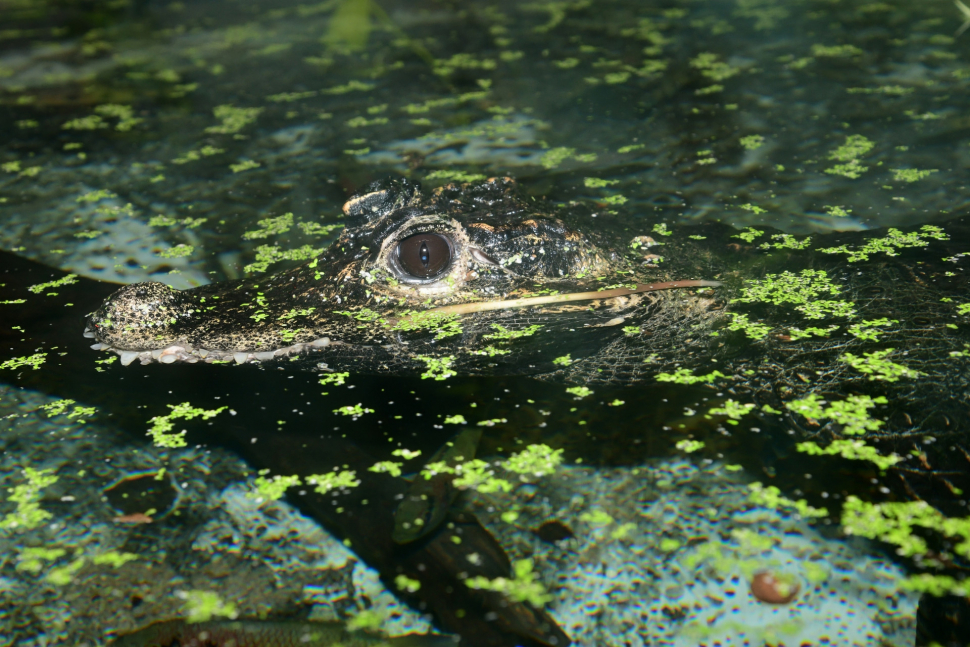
[395,232,453,280]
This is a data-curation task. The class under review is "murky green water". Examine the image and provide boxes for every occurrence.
[2,0,970,645]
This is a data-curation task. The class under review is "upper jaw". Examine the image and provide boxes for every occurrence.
[84,324,333,367]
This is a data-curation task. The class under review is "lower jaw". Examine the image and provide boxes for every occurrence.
[84,328,332,366]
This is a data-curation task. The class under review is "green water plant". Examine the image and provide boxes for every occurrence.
[205,105,262,134]
[248,471,301,501]
[818,225,948,262]
[28,274,78,294]
[306,470,360,494]
[450,459,511,493]
[731,269,856,319]
[787,325,838,340]
[475,418,507,427]
[484,324,542,340]
[724,312,772,340]
[182,590,238,623]
[147,402,227,448]
[333,403,374,416]
[748,482,828,518]
[0,353,47,371]
[840,349,921,382]
[38,399,96,423]
[759,234,811,250]
[707,400,755,425]
[732,227,763,243]
[391,311,462,340]
[566,386,593,398]
[1,467,58,531]
[416,356,456,380]
[465,558,552,607]
[655,368,726,384]
[46,554,88,585]
[892,168,937,183]
[825,134,873,179]
[675,439,705,453]
[369,461,403,477]
[504,444,564,477]
[847,318,897,341]
[16,547,67,574]
[318,372,349,387]
[785,393,887,435]
[242,213,293,240]
[841,496,970,560]
[395,574,421,593]
[739,135,765,150]
[796,439,901,470]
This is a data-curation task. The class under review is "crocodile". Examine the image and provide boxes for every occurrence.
[83,177,970,438]
[6,176,970,645]
[84,176,723,379]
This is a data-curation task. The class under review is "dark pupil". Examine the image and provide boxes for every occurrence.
[397,233,451,279]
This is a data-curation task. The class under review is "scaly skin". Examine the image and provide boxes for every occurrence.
[86,177,721,374]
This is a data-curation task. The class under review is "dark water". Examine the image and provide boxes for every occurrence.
[2,0,970,645]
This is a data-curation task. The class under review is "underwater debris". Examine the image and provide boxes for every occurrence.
[103,469,180,521]
[535,520,574,544]
[749,571,800,605]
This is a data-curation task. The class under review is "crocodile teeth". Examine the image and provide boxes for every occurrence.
[120,351,140,366]
[90,343,105,350]
[151,349,164,360]
[233,352,249,364]
[83,329,96,339]
[254,351,275,361]
[159,354,178,364]
[310,337,331,348]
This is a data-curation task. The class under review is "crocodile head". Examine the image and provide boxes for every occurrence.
[85,177,722,377]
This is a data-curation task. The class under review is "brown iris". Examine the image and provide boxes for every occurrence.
[395,233,452,280]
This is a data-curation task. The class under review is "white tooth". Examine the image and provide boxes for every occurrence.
[198,349,209,358]
[186,357,198,363]
[90,343,105,350]
[83,330,95,339]
[254,351,275,361]
[165,345,184,354]
[120,351,139,366]
[310,337,330,348]
[159,354,177,364]
[151,349,164,360]
[233,352,249,364]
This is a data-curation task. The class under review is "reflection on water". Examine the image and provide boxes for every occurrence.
[1,0,970,645]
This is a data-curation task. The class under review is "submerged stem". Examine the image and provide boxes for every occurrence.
[421,280,723,316]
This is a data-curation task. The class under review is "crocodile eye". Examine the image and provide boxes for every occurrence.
[395,233,452,280]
